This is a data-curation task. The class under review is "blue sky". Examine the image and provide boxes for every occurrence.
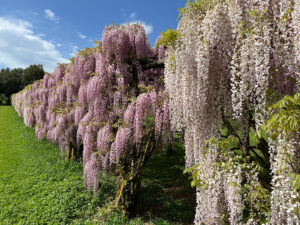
[0,0,187,72]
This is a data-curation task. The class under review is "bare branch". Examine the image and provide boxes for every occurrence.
[141,59,165,71]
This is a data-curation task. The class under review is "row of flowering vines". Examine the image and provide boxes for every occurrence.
[164,0,299,224]
[12,24,171,216]
[11,0,300,223]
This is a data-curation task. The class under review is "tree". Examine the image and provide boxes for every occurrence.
[0,68,23,105]
[12,24,170,218]
[22,64,44,87]
[0,64,44,105]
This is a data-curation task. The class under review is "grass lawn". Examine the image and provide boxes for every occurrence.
[0,106,114,224]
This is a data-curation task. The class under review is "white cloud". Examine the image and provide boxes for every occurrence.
[44,9,59,23]
[121,12,153,35]
[129,13,136,19]
[121,11,153,34]
[78,32,87,39]
[120,10,153,35]
[123,20,153,35]
[0,17,68,72]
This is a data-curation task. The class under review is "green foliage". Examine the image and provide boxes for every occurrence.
[291,173,300,194]
[51,102,78,115]
[2,73,39,106]
[262,93,300,138]
[0,93,9,105]
[290,173,300,216]
[78,47,96,58]
[242,182,270,223]
[93,40,102,53]
[155,29,179,48]
[236,8,268,39]
[184,136,240,189]
[22,64,45,87]
[184,164,207,189]
[75,41,102,59]
[237,20,255,37]
[142,114,155,130]
[178,0,226,19]
[138,84,155,93]
[0,68,24,105]
[99,211,144,225]
[280,8,293,23]
[247,8,268,19]
[261,93,300,219]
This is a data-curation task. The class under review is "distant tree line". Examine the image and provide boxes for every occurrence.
[0,64,44,105]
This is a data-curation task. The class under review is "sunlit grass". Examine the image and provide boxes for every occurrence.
[0,106,112,224]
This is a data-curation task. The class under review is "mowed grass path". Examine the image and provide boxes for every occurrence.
[0,106,104,225]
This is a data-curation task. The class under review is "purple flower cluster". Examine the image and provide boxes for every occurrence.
[12,24,170,194]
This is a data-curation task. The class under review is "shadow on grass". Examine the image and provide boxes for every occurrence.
[136,140,196,224]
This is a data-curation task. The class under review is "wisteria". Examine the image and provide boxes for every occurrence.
[270,133,300,224]
[165,0,299,224]
[12,24,170,217]
[11,0,300,223]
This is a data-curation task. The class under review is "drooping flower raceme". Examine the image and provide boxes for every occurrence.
[164,0,299,224]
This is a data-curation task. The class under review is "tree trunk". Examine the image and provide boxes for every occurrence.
[66,142,83,161]
[117,171,142,218]
[115,133,155,218]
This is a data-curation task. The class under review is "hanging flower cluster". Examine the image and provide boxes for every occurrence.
[165,0,299,224]
[262,93,300,224]
[11,0,300,222]
[165,2,238,223]
[12,24,171,196]
[269,133,300,224]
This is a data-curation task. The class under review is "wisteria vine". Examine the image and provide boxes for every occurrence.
[11,0,300,223]
[165,0,299,224]
[12,24,171,216]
